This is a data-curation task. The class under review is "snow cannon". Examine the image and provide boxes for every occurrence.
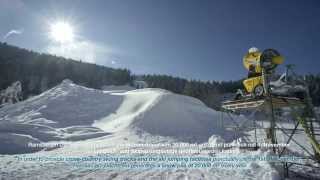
[240,48,284,99]
[259,49,284,72]
[243,48,284,74]
[222,48,305,111]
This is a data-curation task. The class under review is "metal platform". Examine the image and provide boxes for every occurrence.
[222,96,304,111]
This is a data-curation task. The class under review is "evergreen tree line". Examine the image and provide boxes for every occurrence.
[141,74,320,108]
[0,42,131,99]
[1,42,320,109]
[140,74,242,110]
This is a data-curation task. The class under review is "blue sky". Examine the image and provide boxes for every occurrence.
[1,0,320,81]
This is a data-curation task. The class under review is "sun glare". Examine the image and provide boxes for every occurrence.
[49,21,74,43]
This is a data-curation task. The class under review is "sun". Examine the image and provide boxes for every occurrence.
[49,21,74,43]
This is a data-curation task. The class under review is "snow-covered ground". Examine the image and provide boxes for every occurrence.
[0,80,318,179]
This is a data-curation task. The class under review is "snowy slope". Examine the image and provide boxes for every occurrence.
[0,79,117,154]
[94,88,238,143]
[0,79,239,152]
[0,80,285,179]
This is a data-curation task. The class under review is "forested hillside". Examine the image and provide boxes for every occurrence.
[0,42,243,110]
[1,42,320,110]
[140,74,242,109]
[0,42,131,99]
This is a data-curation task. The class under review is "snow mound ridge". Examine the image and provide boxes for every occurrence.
[0,79,237,153]
[94,88,231,143]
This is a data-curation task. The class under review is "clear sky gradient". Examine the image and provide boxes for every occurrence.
[1,0,319,81]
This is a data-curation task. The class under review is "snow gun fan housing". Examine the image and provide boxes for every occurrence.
[222,48,305,111]
[241,48,284,98]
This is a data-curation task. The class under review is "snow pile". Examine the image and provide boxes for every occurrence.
[0,79,240,153]
[94,88,234,143]
[0,79,116,153]
[0,79,288,179]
